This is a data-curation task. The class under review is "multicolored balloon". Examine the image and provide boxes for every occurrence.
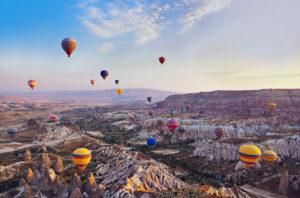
[7,128,18,135]
[115,80,119,85]
[61,38,77,57]
[28,80,37,90]
[117,88,123,95]
[178,126,186,133]
[147,138,157,146]
[269,103,276,111]
[262,150,277,165]
[147,97,152,103]
[90,80,95,86]
[159,57,166,65]
[72,148,92,170]
[129,115,135,121]
[239,145,261,168]
[215,127,224,139]
[167,119,179,132]
[100,70,109,80]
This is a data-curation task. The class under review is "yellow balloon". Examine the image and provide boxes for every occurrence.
[239,145,261,168]
[262,150,277,165]
[117,88,123,95]
[269,103,276,111]
[72,148,91,170]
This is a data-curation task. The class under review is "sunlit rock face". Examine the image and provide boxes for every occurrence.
[93,146,190,196]
[44,126,75,141]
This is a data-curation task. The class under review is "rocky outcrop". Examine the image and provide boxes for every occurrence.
[53,156,64,173]
[26,168,33,184]
[71,173,82,189]
[69,188,82,198]
[27,119,40,130]
[45,126,75,141]
[279,169,289,193]
[42,154,52,168]
[24,150,31,161]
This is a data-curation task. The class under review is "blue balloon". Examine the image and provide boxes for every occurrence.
[147,138,157,146]
[170,109,175,116]
[180,107,185,113]
[178,126,186,133]
[7,128,18,134]
[147,97,152,103]
[115,80,119,85]
[100,70,109,79]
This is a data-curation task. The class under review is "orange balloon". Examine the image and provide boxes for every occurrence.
[61,38,77,57]
[117,88,123,95]
[90,80,95,86]
[159,57,166,64]
[28,80,37,90]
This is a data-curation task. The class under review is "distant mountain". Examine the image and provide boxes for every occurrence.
[0,89,179,104]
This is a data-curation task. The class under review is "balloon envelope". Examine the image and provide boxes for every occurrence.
[61,38,77,57]
[239,145,261,168]
[49,115,57,121]
[90,80,95,85]
[178,126,186,133]
[148,110,153,116]
[262,150,277,165]
[100,70,109,79]
[72,148,91,170]
[7,128,18,134]
[269,103,276,111]
[115,80,119,85]
[159,57,166,64]
[28,80,37,90]
[117,88,123,95]
[147,97,152,103]
[215,127,224,139]
[167,119,179,132]
[147,138,157,146]
[170,109,175,116]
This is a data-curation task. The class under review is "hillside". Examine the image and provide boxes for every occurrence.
[0,89,178,104]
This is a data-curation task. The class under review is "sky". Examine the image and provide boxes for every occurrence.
[0,0,299,93]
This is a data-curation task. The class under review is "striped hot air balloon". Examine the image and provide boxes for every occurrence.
[7,128,18,135]
[129,115,135,121]
[215,127,224,139]
[28,80,37,90]
[72,148,92,170]
[239,145,261,168]
[117,88,123,95]
[178,126,186,133]
[262,150,277,165]
[61,38,77,57]
[269,103,276,111]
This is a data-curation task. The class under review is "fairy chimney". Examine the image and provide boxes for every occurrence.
[26,168,34,184]
[24,150,31,161]
[54,156,64,173]
[42,144,47,152]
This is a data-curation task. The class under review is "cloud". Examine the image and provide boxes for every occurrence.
[97,42,115,53]
[179,0,233,32]
[79,1,169,44]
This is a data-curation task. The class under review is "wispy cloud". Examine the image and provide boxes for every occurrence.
[97,42,115,53]
[79,1,169,45]
[179,0,233,32]
[78,0,233,50]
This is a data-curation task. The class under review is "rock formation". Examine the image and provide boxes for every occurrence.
[53,156,64,173]
[26,168,33,184]
[24,150,31,161]
[279,169,289,192]
[42,154,52,168]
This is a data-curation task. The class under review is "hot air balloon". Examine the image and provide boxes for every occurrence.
[180,107,185,114]
[117,88,123,95]
[178,126,186,133]
[269,103,276,111]
[115,80,119,85]
[28,80,37,90]
[129,115,135,121]
[157,119,165,127]
[170,109,175,116]
[61,38,77,57]
[215,127,224,139]
[262,150,277,165]
[147,138,157,147]
[72,148,92,170]
[7,128,18,135]
[100,70,109,80]
[152,104,157,108]
[148,110,153,116]
[167,119,179,132]
[238,145,261,168]
[159,57,166,65]
[49,115,57,121]
[90,80,95,86]
[147,97,152,103]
